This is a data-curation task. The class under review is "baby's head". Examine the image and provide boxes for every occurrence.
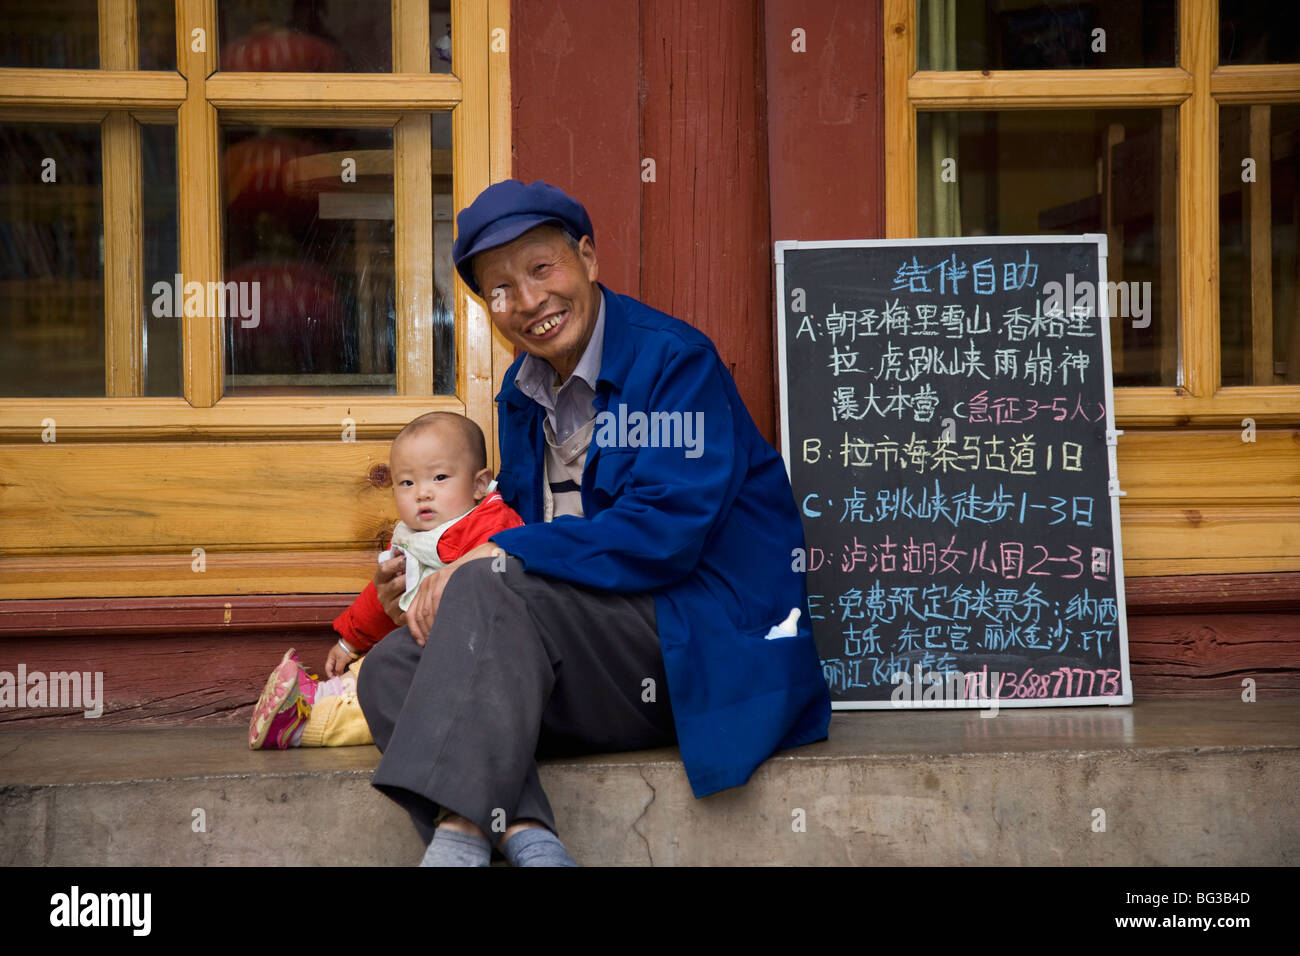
[389,412,492,531]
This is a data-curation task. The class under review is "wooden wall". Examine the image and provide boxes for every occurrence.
[0,0,1294,727]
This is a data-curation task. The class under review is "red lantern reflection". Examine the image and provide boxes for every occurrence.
[220,22,347,72]
[227,260,344,376]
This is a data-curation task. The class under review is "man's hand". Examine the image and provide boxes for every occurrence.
[374,552,408,627]
[406,543,507,646]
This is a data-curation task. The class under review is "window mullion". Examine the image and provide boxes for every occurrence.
[1211,65,1300,104]
[100,0,144,397]
[392,0,434,396]
[177,0,222,408]
[908,68,1192,108]
[884,0,916,238]
[487,0,512,472]
[453,0,492,428]
[1179,0,1219,397]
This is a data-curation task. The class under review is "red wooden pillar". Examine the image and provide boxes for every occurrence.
[763,0,885,242]
[638,0,775,439]
[511,1,884,439]
[763,0,885,448]
[512,0,775,440]
[510,1,642,296]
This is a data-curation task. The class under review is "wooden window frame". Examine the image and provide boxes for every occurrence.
[0,0,514,463]
[884,0,1300,578]
[884,0,1300,425]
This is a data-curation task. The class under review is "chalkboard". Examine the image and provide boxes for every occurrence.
[776,236,1133,710]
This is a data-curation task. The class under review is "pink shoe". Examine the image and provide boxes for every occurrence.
[248,649,319,750]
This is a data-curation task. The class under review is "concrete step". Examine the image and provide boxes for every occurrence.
[2,699,1297,866]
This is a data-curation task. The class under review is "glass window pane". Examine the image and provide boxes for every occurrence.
[0,123,104,397]
[1221,1,1300,66]
[432,0,452,74]
[917,0,1176,71]
[1219,104,1300,386]
[221,125,395,395]
[432,112,454,394]
[219,0,392,72]
[139,0,178,71]
[917,108,1179,387]
[143,122,180,396]
[0,1,98,68]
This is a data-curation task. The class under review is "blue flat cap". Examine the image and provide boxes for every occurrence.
[452,179,594,296]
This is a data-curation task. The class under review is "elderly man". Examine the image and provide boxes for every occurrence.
[358,179,830,866]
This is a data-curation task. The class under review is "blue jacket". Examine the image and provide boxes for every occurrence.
[491,284,831,797]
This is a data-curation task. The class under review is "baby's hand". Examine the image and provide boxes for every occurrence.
[374,551,407,625]
[325,642,356,679]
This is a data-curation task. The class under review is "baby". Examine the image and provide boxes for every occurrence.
[249,411,523,749]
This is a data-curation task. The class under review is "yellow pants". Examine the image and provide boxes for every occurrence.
[300,657,374,747]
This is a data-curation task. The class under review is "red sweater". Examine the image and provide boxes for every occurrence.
[332,491,524,652]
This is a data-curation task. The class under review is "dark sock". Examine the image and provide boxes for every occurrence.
[502,826,579,867]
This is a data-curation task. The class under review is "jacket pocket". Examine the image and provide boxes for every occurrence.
[754,607,803,640]
[588,448,636,510]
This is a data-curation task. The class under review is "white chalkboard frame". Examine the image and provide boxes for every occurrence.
[775,235,1133,710]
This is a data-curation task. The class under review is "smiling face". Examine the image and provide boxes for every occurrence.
[389,422,492,532]
[472,224,600,382]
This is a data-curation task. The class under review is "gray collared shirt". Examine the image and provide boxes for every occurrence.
[513,288,605,444]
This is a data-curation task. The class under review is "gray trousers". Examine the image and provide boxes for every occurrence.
[357,556,677,843]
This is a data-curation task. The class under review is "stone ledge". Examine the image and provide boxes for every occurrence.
[2,700,1297,865]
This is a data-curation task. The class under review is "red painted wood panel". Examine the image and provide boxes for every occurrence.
[510,0,776,439]
[763,0,886,242]
[0,594,345,635]
[638,0,775,440]
[762,0,883,449]
[1124,573,1300,613]
[2,572,1294,636]
[1127,612,1300,697]
[510,0,642,296]
[1,575,1295,726]
[0,632,337,726]
[1,608,1294,727]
